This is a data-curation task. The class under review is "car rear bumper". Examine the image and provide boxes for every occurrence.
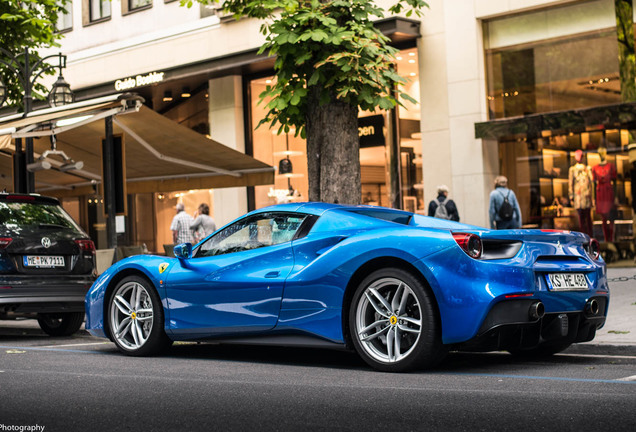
[0,275,94,315]
[417,244,609,345]
[457,296,608,351]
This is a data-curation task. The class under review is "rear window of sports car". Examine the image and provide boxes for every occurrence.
[348,210,412,225]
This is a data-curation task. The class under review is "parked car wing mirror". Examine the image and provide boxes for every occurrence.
[173,243,192,260]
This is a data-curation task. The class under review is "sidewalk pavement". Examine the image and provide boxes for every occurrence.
[566,266,636,356]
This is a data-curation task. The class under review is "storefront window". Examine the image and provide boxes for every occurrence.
[153,190,215,252]
[249,47,422,211]
[484,0,620,119]
[499,131,633,243]
[160,86,209,135]
[394,47,423,212]
[249,76,308,209]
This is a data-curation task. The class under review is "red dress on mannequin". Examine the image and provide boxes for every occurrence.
[592,162,616,241]
[592,163,616,214]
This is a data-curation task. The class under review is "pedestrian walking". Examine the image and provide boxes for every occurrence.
[428,185,460,221]
[170,202,194,244]
[489,176,522,229]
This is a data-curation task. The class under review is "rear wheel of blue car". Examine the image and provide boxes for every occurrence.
[349,268,446,372]
[108,275,172,356]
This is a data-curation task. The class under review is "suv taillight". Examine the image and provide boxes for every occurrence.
[452,233,482,259]
[0,238,12,249]
[5,195,35,201]
[75,239,96,254]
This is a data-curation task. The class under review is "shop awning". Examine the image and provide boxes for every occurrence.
[0,94,274,197]
[474,101,636,141]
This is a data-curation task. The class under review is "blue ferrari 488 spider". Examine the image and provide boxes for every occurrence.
[85,202,609,372]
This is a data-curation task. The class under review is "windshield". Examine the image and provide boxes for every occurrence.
[0,201,84,233]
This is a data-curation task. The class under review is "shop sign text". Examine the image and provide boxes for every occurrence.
[114,71,165,91]
[358,115,385,148]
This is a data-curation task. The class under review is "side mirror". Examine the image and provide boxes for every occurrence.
[173,243,192,260]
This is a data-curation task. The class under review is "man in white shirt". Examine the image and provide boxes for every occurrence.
[170,203,194,244]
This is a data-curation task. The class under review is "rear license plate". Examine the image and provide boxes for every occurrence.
[547,273,588,291]
[23,255,65,268]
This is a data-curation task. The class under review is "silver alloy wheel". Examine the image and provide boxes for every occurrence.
[355,277,422,364]
[110,281,154,350]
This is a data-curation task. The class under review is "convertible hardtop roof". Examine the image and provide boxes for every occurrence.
[254,202,414,218]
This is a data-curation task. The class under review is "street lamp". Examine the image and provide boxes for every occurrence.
[48,71,74,107]
[0,47,74,193]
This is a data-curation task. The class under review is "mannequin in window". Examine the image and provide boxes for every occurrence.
[592,147,617,242]
[568,149,594,237]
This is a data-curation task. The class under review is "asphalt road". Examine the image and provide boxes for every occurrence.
[1,323,635,432]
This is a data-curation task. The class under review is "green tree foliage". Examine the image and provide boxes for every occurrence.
[187,0,426,135]
[183,0,428,204]
[0,0,71,109]
[615,0,636,102]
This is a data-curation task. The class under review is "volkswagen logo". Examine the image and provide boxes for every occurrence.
[41,237,51,249]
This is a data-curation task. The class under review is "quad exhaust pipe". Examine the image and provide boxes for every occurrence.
[585,299,599,317]
[529,301,545,320]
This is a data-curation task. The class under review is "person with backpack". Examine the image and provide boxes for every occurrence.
[489,176,522,229]
[428,185,460,221]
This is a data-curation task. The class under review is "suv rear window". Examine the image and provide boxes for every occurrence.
[0,201,83,232]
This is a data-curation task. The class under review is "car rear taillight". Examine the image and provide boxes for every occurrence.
[588,238,600,261]
[452,233,482,259]
[75,239,96,254]
[0,238,12,249]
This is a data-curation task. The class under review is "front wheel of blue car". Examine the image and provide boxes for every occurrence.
[349,269,446,372]
[108,275,172,356]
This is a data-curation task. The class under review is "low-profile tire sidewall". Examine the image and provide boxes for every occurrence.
[108,275,170,356]
[349,268,444,372]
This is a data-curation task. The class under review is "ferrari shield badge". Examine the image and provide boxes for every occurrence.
[158,263,169,274]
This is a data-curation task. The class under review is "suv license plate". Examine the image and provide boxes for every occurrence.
[547,273,588,291]
[23,255,65,268]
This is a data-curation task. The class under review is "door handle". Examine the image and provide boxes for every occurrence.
[265,271,280,278]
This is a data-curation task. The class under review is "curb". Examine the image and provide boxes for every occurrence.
[564,343,636,356]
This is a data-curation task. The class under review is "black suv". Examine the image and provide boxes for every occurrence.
[0,193,96,336]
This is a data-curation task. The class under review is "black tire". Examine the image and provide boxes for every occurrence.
[348,268,446,372]
[37,312,85,337]
[508,342,572,358]
[107,275,172,356]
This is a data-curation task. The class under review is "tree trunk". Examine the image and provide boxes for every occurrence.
[305,88,361,204]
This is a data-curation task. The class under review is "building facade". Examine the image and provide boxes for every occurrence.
[6,0,633,256]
